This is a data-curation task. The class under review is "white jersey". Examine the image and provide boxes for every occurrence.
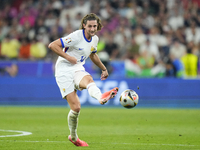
[55,29,99,76]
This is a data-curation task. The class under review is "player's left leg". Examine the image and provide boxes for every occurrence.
[74,71,103,102]
[78,74,118,104]
[79,75,102,100]
[99,87,118,104]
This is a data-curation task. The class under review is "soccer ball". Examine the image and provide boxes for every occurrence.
[119,89,139,108]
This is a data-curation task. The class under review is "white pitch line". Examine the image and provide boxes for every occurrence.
[0,140,198,147]
[0,129,32,137]
[0,140,66,143]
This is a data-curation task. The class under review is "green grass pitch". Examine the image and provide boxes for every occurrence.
[0,106,200,150]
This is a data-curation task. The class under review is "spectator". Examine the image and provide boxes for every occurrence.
[20,21,34,40]
[168,8,184,31]
[139,38,165,76]
[139,38,160,62]
[141,11,155,29]
[181,48,198,78]
[1,35,20,59]
[99,2,114,20]
[71,13,83,30]
[59,13,72,29]
[18,37,31,60]
[51,0,63,17]
[170,39,186,60]
[33,17,48,37]
[185,25,200,45]
[165,59,175,77]
[49,20,63,42]
[0,19,10,37]
[104,35,119,60]
[138,47,155,71]
[172,58,184,78]
[44,10,57,28]
[73,0,91,17]
[124,38,141,77]
[148,26,168,47]
[134,26,147,46]
[30,38,47,60]
[168,39,186,77]
[19,8,35,27]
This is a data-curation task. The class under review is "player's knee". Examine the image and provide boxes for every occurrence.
[88,77,94,83]
[73,105,81,113]
[84,75,94,84]
[68,100,81,112]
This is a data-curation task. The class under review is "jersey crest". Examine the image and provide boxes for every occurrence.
[91,46,94,51]
[91,46,97,53]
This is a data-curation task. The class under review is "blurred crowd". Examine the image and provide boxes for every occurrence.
[0,0,200,78]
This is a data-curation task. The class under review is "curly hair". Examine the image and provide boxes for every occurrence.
[79,13,103,31]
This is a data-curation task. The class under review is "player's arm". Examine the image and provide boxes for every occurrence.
[48,39,77,64]
[89,53,108,80]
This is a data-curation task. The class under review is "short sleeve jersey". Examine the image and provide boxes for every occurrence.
[55,29,99,76]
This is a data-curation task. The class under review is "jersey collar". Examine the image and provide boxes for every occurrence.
[83,29,92,43]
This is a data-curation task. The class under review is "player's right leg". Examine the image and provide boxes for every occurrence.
[55,73,88,147]
[68,135,88,147]
[65,91,88,147]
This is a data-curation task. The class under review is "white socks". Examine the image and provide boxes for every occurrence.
[68,109,79,142]
[87,82,102,101]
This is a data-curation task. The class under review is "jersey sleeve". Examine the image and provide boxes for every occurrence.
[60,31,80,48]
[91,36,99,53]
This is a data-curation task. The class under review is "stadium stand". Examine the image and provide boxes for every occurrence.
[0,0,200,78]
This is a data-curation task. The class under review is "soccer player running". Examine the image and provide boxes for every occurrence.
[48,13,118,147]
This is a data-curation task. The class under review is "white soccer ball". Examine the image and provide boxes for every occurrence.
[119,89,139,108]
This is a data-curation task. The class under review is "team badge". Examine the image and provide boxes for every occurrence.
[66,38,72,43]
[91,46,97,53]
[91,46,94,51]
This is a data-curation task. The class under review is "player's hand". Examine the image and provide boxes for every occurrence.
[100,69,108,80]
[66,55,77,64]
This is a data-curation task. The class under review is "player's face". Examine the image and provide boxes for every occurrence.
[83,20,98,39]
